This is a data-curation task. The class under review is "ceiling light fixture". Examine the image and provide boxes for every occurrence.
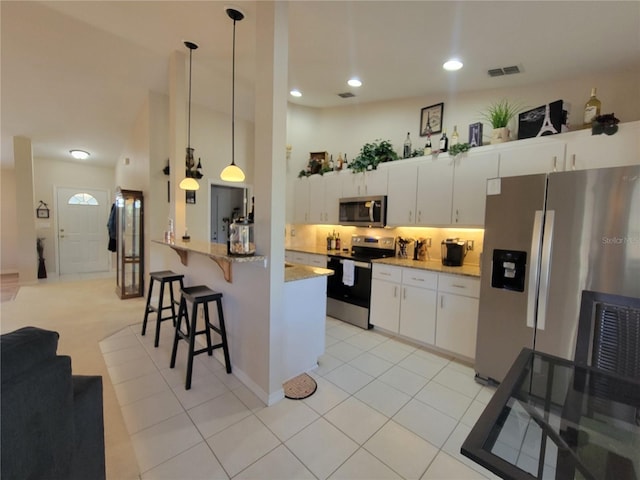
[179,41,201,191]
[220,7,246,183]
[347,78,362,87]
[290,89,302,97]
[69,149,90,160]
[443,59,463,71]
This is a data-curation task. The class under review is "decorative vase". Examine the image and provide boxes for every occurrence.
[490,127,510,144]
[38,258,47,279]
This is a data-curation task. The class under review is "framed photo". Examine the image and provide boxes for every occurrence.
[36,201,50,218]
[468,122,483,147]
[186,190,196,204]
[420,103,444,136]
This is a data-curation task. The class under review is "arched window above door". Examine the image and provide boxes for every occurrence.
[68,193,99,205]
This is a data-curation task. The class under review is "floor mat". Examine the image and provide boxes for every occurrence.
[283,373,317,400]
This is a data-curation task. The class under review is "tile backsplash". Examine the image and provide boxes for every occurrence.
[285,224,484,266]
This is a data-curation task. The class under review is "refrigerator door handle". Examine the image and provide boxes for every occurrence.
[537,210,555,331]
[527,210,544,328]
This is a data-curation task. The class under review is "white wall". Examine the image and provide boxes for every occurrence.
[286,68,640,194]
[0,169,18,274]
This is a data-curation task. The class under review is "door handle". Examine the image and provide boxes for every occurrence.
[403,287,406,300]
[393,286,398,297]
[537,210,555,331]
[527,210,544,328]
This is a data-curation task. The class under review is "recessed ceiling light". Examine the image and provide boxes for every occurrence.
[443,59,463,71]
[290,89,302,97]
[347,78,362,87]
[69,149,90,160]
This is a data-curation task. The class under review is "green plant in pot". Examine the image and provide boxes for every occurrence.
[481,99,522,144]
[350,139,399,173]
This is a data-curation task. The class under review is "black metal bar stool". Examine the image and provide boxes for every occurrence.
[170,285,231,390]
[141,271,185,347]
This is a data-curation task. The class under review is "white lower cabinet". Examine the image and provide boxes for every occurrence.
[371,265,479,359]
[435,274,480,359]
[285,251,327,268]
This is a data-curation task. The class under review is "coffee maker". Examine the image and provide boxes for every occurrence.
[441,238,467,266]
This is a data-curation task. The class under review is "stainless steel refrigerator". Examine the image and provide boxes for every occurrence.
[475,165,640,384]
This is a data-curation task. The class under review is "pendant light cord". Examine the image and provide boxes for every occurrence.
[187,47,193,148]
[231,17,236,167]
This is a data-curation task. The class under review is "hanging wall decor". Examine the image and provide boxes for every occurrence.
[36,200,50,218]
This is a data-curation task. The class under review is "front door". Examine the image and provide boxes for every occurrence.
[56,187,110,274]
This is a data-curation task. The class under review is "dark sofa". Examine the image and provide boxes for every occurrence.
[1,327,106,480]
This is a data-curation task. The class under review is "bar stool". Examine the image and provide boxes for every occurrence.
[141,271,185,347]
[170,285,231,390]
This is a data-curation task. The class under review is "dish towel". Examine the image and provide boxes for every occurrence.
[342,260,355,287]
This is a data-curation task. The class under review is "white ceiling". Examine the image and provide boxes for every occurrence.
[2,1,639,169]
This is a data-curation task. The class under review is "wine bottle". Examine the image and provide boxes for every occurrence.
[583,87,601,127]
[424,136,432,156]
[439,129,448,152]
[336,153,343,171]
[403,132,412,158]
[451,126,459,146]
[329,154,334,171]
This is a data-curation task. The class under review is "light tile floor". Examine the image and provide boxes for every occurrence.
[100,317,499,480]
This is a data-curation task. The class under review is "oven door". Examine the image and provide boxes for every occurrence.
[326,256,372,308]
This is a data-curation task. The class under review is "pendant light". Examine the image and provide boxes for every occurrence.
[179,41,200,191]
[220,7,246,183]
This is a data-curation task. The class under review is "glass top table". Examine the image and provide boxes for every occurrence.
[462,348,640,480]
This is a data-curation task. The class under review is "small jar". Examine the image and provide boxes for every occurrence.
[228,220,255,256]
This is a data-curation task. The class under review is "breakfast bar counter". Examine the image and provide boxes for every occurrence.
[153,239,266,283]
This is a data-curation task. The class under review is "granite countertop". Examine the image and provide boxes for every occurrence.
[286,245,481,278]
[285,263,334,283]
[373,257,481,278]
[154,239,266,263]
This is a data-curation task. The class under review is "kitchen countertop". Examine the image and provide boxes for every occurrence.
[373,257,481,278]
[286,246,481,278]
[285,263,334,282]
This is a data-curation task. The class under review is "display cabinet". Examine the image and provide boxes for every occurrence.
[115,189,144,299]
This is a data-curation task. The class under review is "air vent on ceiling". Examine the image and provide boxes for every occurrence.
[338,92,356,98]
[488,65,521,77]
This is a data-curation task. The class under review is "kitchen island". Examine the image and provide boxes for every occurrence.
[152,239,333,404]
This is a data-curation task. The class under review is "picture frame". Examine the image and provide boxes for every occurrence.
[36,201,50,219]
[185,190,196,204]
[420,103,444,136]
[468,122,483,147]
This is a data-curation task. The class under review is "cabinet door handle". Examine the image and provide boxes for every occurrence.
[455,209,459,223]
[403,287,406,300]
[379,271,391,276]
[418,210,422,223]
[411,277,424,282]
[394,286,398,297]
[552,156,557,172]
[451,284,466,289]
[408,211,412,222]
[571,154,576,170]
[440,295,444,308]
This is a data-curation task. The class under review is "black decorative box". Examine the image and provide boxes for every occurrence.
[517,100,569,140]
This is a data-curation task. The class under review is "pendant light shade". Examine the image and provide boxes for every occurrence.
[180,41,200,191]
[220,7,246,183]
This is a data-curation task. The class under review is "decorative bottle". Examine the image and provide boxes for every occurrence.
[424,136,432,156]
[451,126,459,146]
[403,132,412,158]
[439,129,448,152]
[336,153,344,171]
[583,87,601,128]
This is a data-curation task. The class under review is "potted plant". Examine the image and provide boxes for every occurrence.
[350,139,398,173]
[481,99,522,144]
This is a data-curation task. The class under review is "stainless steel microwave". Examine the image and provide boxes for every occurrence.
[339,196,387,227]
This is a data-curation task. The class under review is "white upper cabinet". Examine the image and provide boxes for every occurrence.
[386,163,418,226]
[342,169,388,197]
[564,120,640,170]
[309,173,342,224]
[293,176,310,223]
[451,150,499,226]
[499,140,566,177]
[416,156,455,226]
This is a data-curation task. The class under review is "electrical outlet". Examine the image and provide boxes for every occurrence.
[426,237,432,247]
[467,240,474,251]
[291,228,296,237]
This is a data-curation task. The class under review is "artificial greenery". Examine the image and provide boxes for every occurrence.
[592,113,619,136]
[350,139,399,172]
[481,99,522,128]
[448,142,471,156]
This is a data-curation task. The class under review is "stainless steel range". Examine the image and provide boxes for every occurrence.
[326,235,395,329]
